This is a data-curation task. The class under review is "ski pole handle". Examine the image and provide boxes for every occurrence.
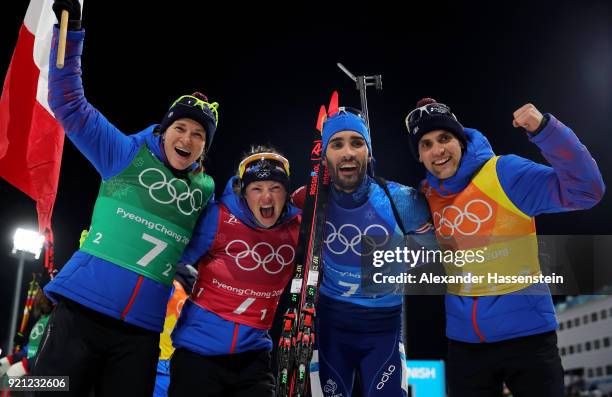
[56,10,69,69]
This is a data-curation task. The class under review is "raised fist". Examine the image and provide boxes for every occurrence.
[512,103,544,133]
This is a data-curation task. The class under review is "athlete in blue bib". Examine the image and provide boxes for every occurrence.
[311,107,434,397]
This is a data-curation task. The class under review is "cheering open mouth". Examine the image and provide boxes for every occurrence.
[338,162,358,174]
[175,147,192,158]
[260,205,275,219]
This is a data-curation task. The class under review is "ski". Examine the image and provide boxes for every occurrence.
[276,92,336,397]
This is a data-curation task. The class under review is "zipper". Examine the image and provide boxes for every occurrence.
[472,297,486,342]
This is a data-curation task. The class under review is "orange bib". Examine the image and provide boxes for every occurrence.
[423,157,540,296]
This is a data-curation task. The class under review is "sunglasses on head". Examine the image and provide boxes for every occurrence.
[172,95,219,126]
[238,153,290,179]
[405,103,457,135]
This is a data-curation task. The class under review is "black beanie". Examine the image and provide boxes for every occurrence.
[405,98,466,158]
[159,92,218,152]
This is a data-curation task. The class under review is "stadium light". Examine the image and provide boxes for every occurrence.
[7,228,44,354]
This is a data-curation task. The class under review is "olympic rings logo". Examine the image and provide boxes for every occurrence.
[324,222,390,256]
[433,199,493,238]
[139,168,203,216]
[30,322,46,340]
[225,240,295,275]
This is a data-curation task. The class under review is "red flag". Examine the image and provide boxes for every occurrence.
[0,0,66,276]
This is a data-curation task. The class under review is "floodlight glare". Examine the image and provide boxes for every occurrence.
[12,228,45,259]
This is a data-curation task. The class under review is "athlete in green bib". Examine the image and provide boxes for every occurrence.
[81,145,213,285]
[33,1,221,393]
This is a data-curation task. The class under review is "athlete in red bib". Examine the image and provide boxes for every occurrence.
[170,146,301,397]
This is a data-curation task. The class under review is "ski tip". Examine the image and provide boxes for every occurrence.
[328,91,339,117]
[316,105,327,132]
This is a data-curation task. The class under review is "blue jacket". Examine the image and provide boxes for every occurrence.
[172,177,301,355]
[43,27,209,332]
[319,176,436,324]
[423,116,605,343]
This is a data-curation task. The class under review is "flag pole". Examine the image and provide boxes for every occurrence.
[56,10,69,68]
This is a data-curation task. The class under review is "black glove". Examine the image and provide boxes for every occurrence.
[52,0,82,30]
[174,264,197,292]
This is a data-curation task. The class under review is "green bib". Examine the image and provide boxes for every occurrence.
[27,314,50,359]
[80,146,214,285]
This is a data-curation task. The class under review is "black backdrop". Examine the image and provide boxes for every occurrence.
[1,1,610,372]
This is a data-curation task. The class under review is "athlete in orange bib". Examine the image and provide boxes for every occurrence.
[405,99,604,397]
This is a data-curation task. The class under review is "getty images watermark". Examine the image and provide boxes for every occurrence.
[372,246,486,268]
[369,246,565,287]
[357,235,612,295]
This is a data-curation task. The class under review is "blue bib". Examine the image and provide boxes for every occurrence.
[321,184,404,307]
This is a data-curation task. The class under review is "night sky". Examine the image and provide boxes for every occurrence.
[1,2,611,358]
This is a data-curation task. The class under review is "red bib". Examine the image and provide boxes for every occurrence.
[192,204,300,329]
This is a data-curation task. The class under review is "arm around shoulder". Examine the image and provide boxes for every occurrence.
[178,201,220,266]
